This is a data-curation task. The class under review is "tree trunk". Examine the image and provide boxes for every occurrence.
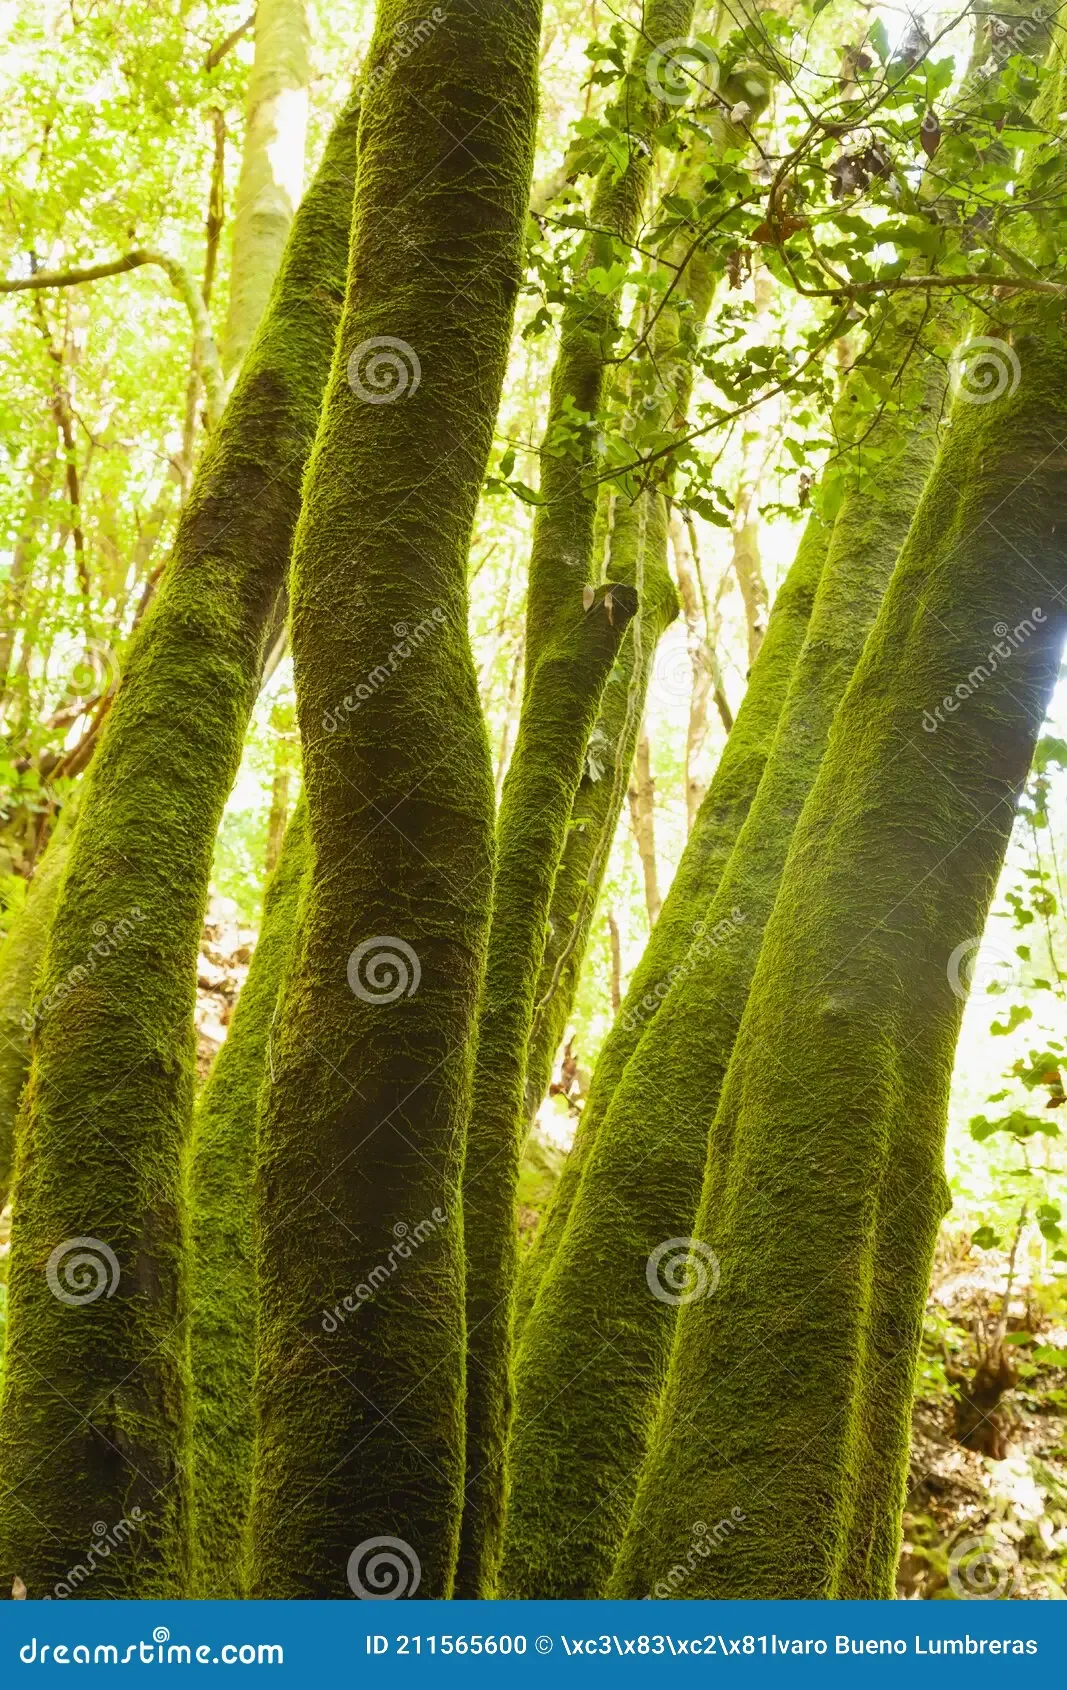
[0,789,81,1211]
[0,87,361,1600]
[188,800,308,1598]
[249,0,541,1600]
[628,725,661,926]
[221,0,311,379]
[453,0,698,1596]
[513,510,827,1343]
[503,303,949,1598]
[613,289,1067,1600]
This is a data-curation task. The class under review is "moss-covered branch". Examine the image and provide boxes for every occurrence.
[0,88,361,1599]
[188,799,308,1599]
[0,789,81,1210]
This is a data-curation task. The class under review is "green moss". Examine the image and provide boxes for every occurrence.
[501,298,950,1599]
[515,510,827,1338]
[0,88,361,1599]
[0,788,81,1210]
[248,0,541,1600]
[188,798,307,1599]
[613,288,1067,1598]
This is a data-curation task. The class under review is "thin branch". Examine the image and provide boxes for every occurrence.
[1,250,225,426]
[204,11,256,73]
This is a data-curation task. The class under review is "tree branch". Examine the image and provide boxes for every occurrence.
[1,250,225,427]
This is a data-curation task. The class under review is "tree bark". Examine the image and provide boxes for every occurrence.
[249,0,541,1600]
[0,87,361,1599]
[221,0,311,379]
[188,800,308,1599]
[613,288,1067,1599]
[628,725,661,926]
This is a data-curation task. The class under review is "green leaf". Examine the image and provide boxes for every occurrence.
[507,480,546,505]
[970,1225,1001,1249]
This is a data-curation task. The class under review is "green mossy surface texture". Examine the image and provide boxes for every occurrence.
[515,510,827,1347]
[0,93,360,1599]
[612,291,1067,1599]
[249,0,541,1600]
[501,493,841,1597]
[453,0,695,1597]
[520,0,696,678]
[0,789,81,1209]
[188,799,308,1599]
[457,581,636,1596]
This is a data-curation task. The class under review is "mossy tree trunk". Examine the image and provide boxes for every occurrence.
[188,800,308,1599]
[0,788,81,1211]
[0,89,361,1600]
[454,0,699,1596]
[502,308,947,1598]
[249,0,541,1600]
[514,509,827,1340]
[613,288,1067,1599]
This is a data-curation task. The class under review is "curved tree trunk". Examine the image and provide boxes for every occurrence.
[613,288,1067,1600]
[188,799,308,1598]
[0,87,361,1600]
[249,0,541,1600]
[501,297,949,1597]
